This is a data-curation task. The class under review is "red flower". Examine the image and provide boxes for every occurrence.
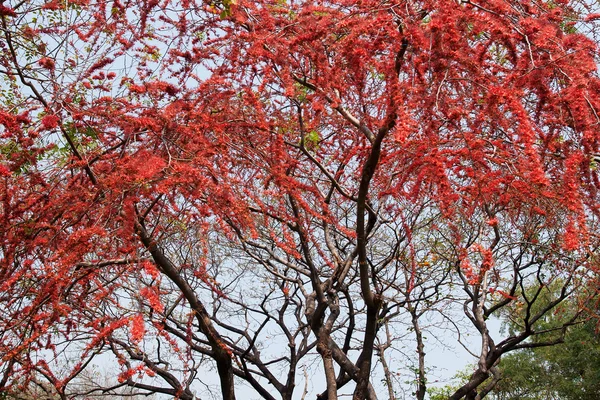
[0,5,17,17]
[41,114,60,130]
[130,314,145,343]
[38,57,55,71]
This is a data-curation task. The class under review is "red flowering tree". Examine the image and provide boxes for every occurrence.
[1,0,600,399]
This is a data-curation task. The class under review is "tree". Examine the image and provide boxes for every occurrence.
[1,0,600,399]
[491,298,600,400]
[493,321,600,400]
[430,290,600,400]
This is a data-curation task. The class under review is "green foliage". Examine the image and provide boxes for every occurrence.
[304,130,320,148]
[427,367,474,400]
[493,282,600,400]
[493,319,600,400]
[428,385,457,400]
[219,0,236,18]
[0,139,33,175]
[430,284,599,400]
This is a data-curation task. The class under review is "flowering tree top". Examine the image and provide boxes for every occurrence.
[1,0,600,399]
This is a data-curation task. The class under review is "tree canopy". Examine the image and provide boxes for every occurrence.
[1,0,600,399]
[429,288,600,400]
[492,293,600,400]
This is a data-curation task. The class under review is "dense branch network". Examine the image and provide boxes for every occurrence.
[1,1,600,400]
